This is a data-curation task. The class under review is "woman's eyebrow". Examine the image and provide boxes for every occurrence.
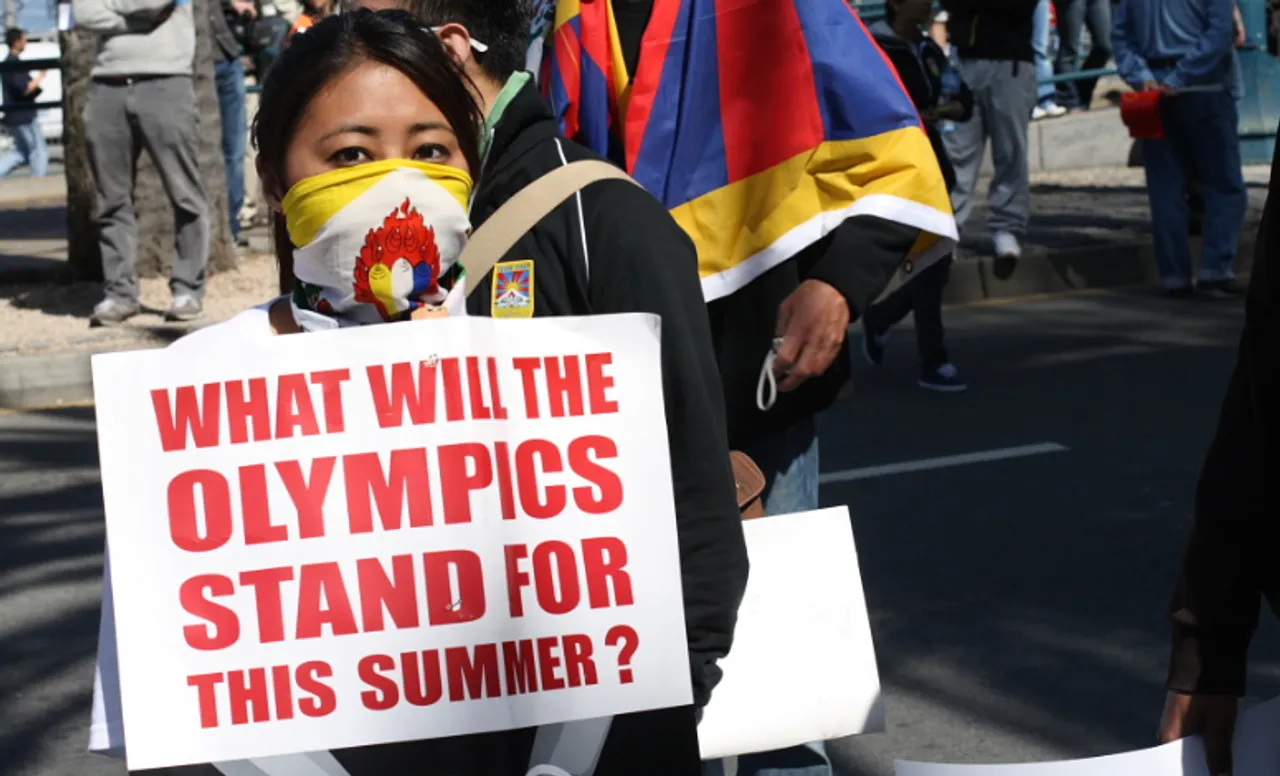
[319,123,379,141]
[410,121,455,135]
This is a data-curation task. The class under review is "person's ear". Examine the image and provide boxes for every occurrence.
[258,158,285,213]
[434,23,475,69]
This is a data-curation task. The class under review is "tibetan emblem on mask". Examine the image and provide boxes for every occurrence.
[352,198,443,320]
[491,259,535,318]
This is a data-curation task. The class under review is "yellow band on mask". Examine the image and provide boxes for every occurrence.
[282,159,473,249]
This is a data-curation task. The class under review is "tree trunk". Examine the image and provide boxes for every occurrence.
[61,0,236,285]
[60,25,102,283]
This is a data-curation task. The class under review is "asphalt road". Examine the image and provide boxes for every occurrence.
[2,287,1277,775]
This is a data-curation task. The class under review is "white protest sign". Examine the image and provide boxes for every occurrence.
[698,507,884,759]
[895,694,1280,776]
[91,313,691,771]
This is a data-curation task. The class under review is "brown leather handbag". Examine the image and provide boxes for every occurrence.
[732,450,767,520]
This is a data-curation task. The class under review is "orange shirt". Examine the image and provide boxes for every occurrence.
[289,13,319,38]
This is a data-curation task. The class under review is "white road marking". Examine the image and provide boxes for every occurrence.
[818,442,1070,484]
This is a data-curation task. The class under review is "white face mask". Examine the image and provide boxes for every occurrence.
[281,159,474,331]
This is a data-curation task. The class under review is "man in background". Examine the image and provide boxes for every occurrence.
[1,27,50,179]
[864,0,974,393]
[1053,0,1113,111]
[73,0,210,325]
[1113,0,1247,297]
[211,0,255,248]
[942,0,1039,277]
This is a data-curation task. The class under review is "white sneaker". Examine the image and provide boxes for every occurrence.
[1032,102,1067,120]
[993,231,1022,260]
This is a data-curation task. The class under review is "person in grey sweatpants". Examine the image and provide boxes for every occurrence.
[72,0,209,326]
[942,0,1039,276]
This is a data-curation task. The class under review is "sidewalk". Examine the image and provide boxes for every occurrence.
[0,166,1269,408]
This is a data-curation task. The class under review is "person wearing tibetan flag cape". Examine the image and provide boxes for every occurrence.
[89,10,744,775]
[552,0,957,520]
[552,2,954,774]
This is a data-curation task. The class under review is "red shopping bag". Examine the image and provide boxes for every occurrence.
[1120,90,1164,139]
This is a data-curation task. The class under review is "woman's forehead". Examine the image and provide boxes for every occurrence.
[301,61,450,130]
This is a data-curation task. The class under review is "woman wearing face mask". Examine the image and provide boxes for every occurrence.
[90,10,739,775]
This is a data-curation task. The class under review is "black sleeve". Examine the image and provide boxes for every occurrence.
[1167,149,1278,696]
[583,180,749,709]
[804,215,923,319]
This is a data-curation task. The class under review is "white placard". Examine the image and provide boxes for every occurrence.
[698,507,884,759]
[895,694,1280,776]
[91,313,691,770]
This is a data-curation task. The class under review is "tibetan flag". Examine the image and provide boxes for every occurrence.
[547,0,958,302]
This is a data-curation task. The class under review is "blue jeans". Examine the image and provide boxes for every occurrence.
[0,121,49,178]
[1140,76,1247,287]
[1031,0,1056,104]
[214,57,247,239]
[704,417,828,776]
[1053,0,1112,109]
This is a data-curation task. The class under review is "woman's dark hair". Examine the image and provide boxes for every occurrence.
[404,0,532,84]
[252,9,483,294]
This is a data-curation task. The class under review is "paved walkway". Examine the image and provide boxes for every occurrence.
[0,165,1269,366]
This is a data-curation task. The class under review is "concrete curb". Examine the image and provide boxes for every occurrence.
[945,231,1257,304]
[0,230,1259,411]
[0,350,95,410]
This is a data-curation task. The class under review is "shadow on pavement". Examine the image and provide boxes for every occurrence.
[0,405,125,776]
[825,290,1280,775]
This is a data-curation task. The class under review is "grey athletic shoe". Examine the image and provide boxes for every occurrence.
[165,295,204,322]
[90,298,140,327]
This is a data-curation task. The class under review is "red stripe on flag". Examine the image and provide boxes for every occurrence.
[554,24,584,138]
[717,0,825,181]
[579,2,614,93]
[624,0,684,174]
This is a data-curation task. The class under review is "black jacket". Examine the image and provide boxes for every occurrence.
[1167,127,1280,696]
[871,21,973,192]
[943,0,1038,63]
[466,81,749,711]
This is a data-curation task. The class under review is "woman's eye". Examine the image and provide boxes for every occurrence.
[414,144,449,162]
[329,147,371,166]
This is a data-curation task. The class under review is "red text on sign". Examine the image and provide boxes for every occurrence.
[179,550,487,649]
[151,370,351,452]
[186,661,336,729]
[164,436,624,552]
[505,537,634,617]
[510,354,619,419]
[365,356,510,428]
[358,633,599,710]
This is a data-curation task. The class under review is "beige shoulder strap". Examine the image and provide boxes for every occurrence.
[459,159,641,296]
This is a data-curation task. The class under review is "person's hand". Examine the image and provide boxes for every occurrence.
[231,0,257,18]
[1158,692,1238,775]
[772,279,851,392]
[1143,80,1162,93]
[1233,6,1247,46]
